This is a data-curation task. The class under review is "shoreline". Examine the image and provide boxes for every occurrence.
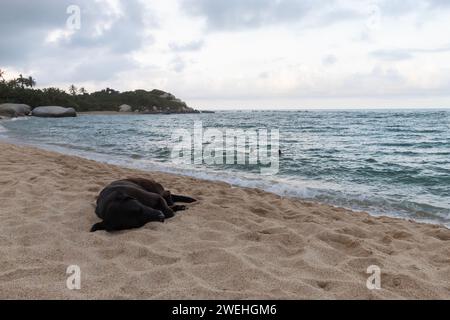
[1,129,447,229]
[78,111,202,115]
[1,111,201,118]
[78,111,135,115]
[0,141,449,299]
[1,116,449,229]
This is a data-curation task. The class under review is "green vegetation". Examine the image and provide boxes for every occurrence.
[0,70,197,113]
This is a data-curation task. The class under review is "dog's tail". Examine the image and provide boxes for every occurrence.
[171,194,197,203]
[90,222,106,232]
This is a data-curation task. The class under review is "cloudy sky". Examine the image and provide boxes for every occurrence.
[1,0,450,109]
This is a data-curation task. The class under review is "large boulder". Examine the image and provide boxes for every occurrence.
[118,104,132,112]
[32,106,77,118]
[0,103,31,117]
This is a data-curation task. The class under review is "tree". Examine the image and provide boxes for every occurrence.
[0,69,5,82]
[18,74,25,89]
[7,79,19,89]
[0,75,194,113]
[27,76,36,88]
[69,84,78,96]
[104,87,119,95]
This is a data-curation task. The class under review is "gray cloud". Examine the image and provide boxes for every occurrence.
[181,0,450,32]
[182,0,335,30]
[0,0,68,64]
[370,45,450,61]
[427,0,450,8]
[171,56,186,73]
[376,0,424,16]
[169,40,204,52]
[35,50,138,84]
[375,0,450,17]
[63,0,152,53]
[0,0,149,85]
[322,54,337,65]
[370,50,413,61]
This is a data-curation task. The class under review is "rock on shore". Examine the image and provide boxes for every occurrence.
[0,103,31,117]
[32,106,77,118]
[118,104,132,112]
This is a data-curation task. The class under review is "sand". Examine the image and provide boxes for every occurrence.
[0,141,449,299]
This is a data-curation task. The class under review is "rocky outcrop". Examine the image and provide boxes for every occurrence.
[118,104,132,112]
[0,103,31,117]
[160,92,176,100]
[150,89,176,100]
[32,106,77,118]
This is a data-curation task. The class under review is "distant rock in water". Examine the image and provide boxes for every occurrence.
[118,104,132,112]
[0,103,31,117]
[32,106,77,118]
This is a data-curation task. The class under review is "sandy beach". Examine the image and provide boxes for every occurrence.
[0,141,449,299]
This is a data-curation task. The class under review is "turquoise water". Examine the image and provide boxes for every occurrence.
[1,110,449,227]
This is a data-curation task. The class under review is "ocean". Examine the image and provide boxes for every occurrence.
[1,110,449,227]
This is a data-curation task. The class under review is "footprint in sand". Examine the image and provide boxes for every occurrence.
[317,231,372,257]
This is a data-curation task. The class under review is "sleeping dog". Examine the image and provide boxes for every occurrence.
[91,178,196,232]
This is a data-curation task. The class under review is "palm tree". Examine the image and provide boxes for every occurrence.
[0,69,5,82]
[27,76,36,88]
[69,84,78,96]
[18,74,25,89]
[79,87,87,95]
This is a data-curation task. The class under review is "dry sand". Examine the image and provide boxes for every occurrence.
[0,142,449,299]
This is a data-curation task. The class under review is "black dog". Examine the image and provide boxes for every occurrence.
[122,177,197,206]
[91,178,196,232]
